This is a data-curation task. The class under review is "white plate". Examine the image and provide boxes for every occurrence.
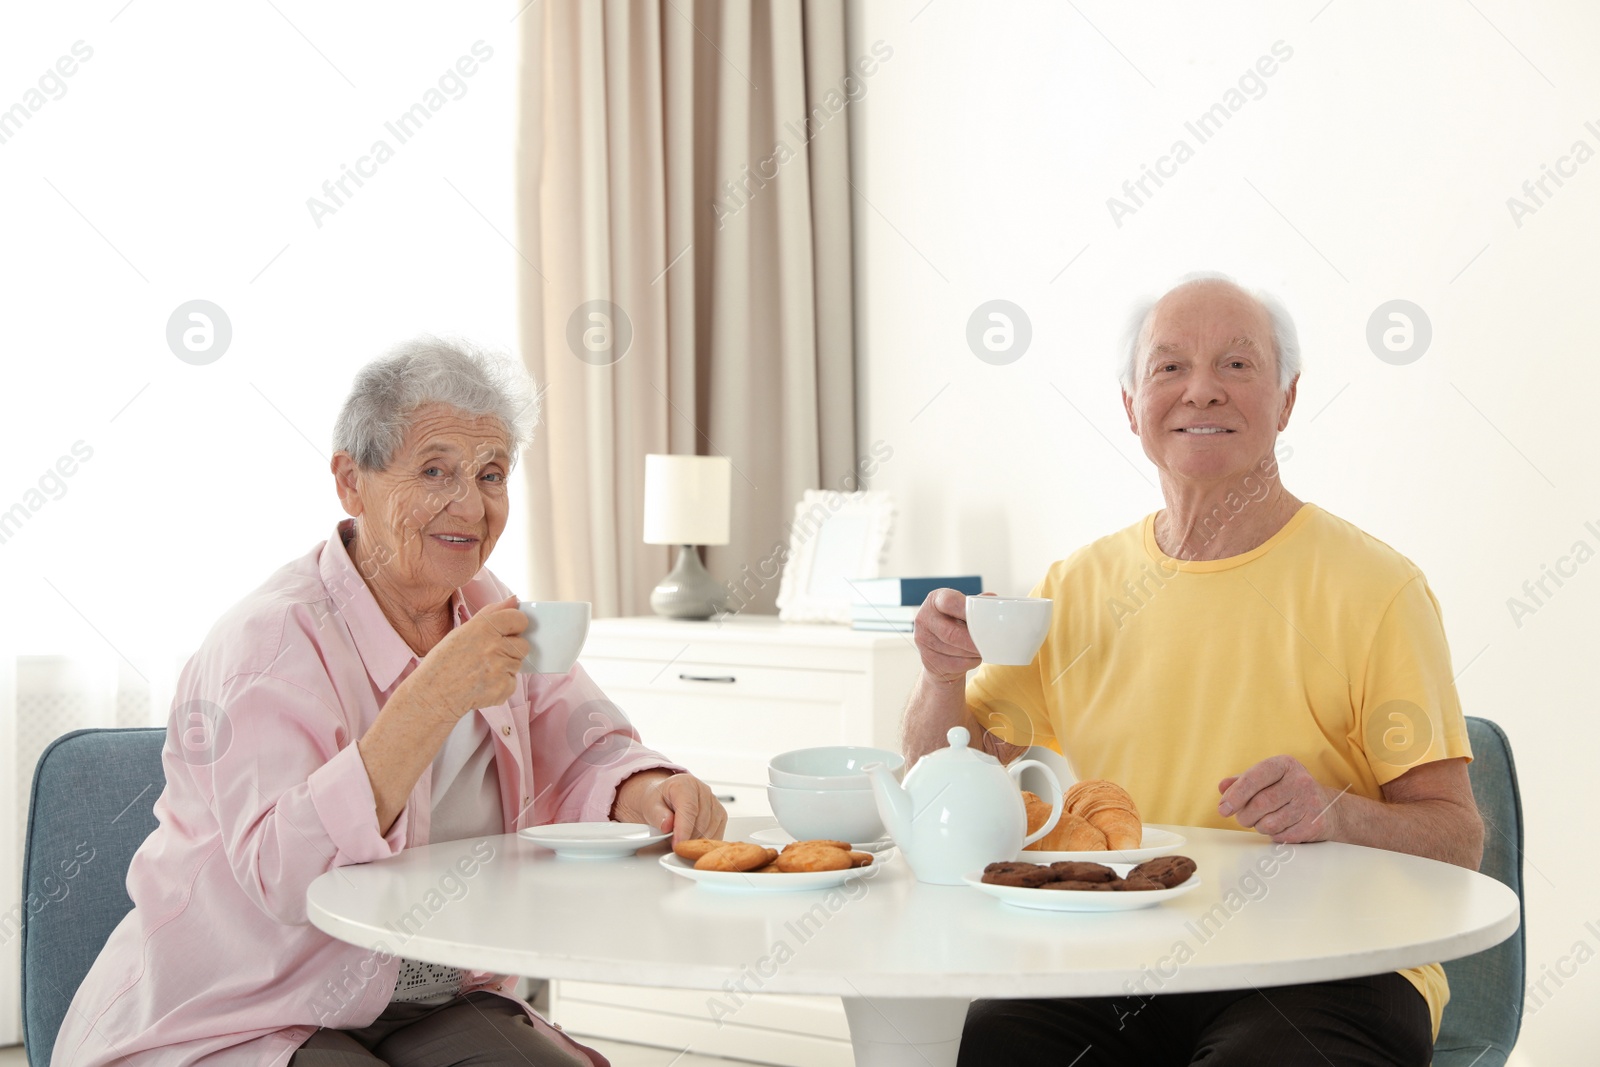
[963,863,1201,912]
[746,827,896,854]
[518,822,670,859]
[1017,825,1187,864]
[659,852,885,891]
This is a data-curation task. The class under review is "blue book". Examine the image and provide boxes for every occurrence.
[850,575,983,606]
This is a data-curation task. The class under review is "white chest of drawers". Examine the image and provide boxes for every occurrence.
[550,614,922,1066]
[575,614,921,821]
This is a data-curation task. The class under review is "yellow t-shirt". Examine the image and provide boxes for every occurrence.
[969,503,1472,1038]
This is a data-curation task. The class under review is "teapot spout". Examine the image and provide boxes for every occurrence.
[865,762,912,847]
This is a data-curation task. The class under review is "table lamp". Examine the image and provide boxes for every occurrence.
[643,453,732,619]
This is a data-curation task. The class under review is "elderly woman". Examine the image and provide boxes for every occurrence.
[906,275,1482,1067]
[56,340,726,1066]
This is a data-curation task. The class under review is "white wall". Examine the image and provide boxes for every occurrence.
[0,1,526,1048]
[0,0,526,677]
[849,1,1597,1061]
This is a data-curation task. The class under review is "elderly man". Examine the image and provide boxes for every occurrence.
[906,275,1482,1067]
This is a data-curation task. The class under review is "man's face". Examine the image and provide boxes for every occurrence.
[1122,282,1296,487]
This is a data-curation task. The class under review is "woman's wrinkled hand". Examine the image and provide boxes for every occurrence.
[613,771,727,844]
[408,595,528,720]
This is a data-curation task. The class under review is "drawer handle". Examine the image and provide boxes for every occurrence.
[678,673,736,684]
[715,794,737,803]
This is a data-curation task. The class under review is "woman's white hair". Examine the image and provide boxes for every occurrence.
[332,337,539,471]
[1118,271,1301,395]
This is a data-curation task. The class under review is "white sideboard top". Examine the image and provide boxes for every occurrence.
[588,614,919,651]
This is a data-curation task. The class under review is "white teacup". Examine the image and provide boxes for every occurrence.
[965,595,1052,666]
[516,601,592,674]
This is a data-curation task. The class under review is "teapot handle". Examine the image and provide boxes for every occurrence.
[1008,761,1064,847]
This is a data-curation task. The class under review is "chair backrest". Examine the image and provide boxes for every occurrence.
[21,727,166,1067]
[1434,716,1525,1067]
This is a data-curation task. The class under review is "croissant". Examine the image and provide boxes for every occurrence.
[1021,791,1109,851]
[1065,779,1143,851]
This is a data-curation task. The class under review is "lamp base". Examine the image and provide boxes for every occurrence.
[650,545,725,620]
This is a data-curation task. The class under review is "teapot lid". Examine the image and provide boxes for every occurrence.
[926,726,1000,766]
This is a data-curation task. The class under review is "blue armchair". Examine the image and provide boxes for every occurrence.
[21,727,166,1067]
[1433,716,1526,1066]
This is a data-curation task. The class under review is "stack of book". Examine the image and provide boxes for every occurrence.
[849,575,983,632]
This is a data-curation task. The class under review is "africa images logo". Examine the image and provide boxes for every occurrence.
[1362,699,1433,771]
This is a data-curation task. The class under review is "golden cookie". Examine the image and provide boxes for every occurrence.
[694,843,775,872]
[775,844,853,873]
[847,851,874,868]
[783,839,852,853]
[674,838,726,862]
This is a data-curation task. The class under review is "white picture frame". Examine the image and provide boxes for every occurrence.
[775,490,895,623]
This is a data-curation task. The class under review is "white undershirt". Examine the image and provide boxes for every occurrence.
[431,712,503,843]
[390,712,503,1005]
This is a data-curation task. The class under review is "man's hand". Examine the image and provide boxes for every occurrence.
[1217,755,1343,843]
[1219,755,1483,867]
[612,770,727,844]
[913,589,986,686]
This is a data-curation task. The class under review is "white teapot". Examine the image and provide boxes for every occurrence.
[867,726,1063,885]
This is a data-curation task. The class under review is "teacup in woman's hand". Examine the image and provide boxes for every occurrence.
[516,600,591,673]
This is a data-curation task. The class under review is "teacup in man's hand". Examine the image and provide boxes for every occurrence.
[914,589,991,686]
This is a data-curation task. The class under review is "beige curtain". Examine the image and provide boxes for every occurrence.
[516,0,856,617]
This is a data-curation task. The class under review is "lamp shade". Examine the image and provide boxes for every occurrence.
[643,454,731,546]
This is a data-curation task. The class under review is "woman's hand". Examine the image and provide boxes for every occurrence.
[407,595,529,721]
[612,770,727,844]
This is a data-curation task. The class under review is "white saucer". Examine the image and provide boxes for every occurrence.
[746,827,896,854]
[963,863,1201,912]
[1018,826,1187,864]
[659,852,886,891]
[518,822,669,859]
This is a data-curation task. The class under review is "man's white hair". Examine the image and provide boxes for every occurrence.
[1119,271,1301,395]
[332,336,538,471]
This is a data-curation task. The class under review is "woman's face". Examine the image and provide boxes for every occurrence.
[334,403,512,602]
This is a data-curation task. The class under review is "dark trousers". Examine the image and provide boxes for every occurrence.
[289,991,590,1067]
[959,973,1433,1067]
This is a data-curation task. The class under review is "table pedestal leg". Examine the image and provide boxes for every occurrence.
[841,996,969,1067]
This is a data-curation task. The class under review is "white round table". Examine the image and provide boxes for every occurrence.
[307,819,1518,1066]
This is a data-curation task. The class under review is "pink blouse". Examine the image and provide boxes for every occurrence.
[53,523,683,1066]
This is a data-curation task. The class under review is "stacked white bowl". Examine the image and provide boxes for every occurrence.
[766,746,905,843]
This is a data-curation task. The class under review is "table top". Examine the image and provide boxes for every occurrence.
[306,819,1519,1000]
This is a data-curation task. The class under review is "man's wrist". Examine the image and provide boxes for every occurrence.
[923,670,968,693]
[1318,782,1350,842]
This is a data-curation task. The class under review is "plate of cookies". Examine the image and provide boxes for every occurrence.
[963,857,1200,912]
[661,838,882,891]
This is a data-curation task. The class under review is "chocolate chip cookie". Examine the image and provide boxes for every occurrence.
[1127,855,1196,888]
